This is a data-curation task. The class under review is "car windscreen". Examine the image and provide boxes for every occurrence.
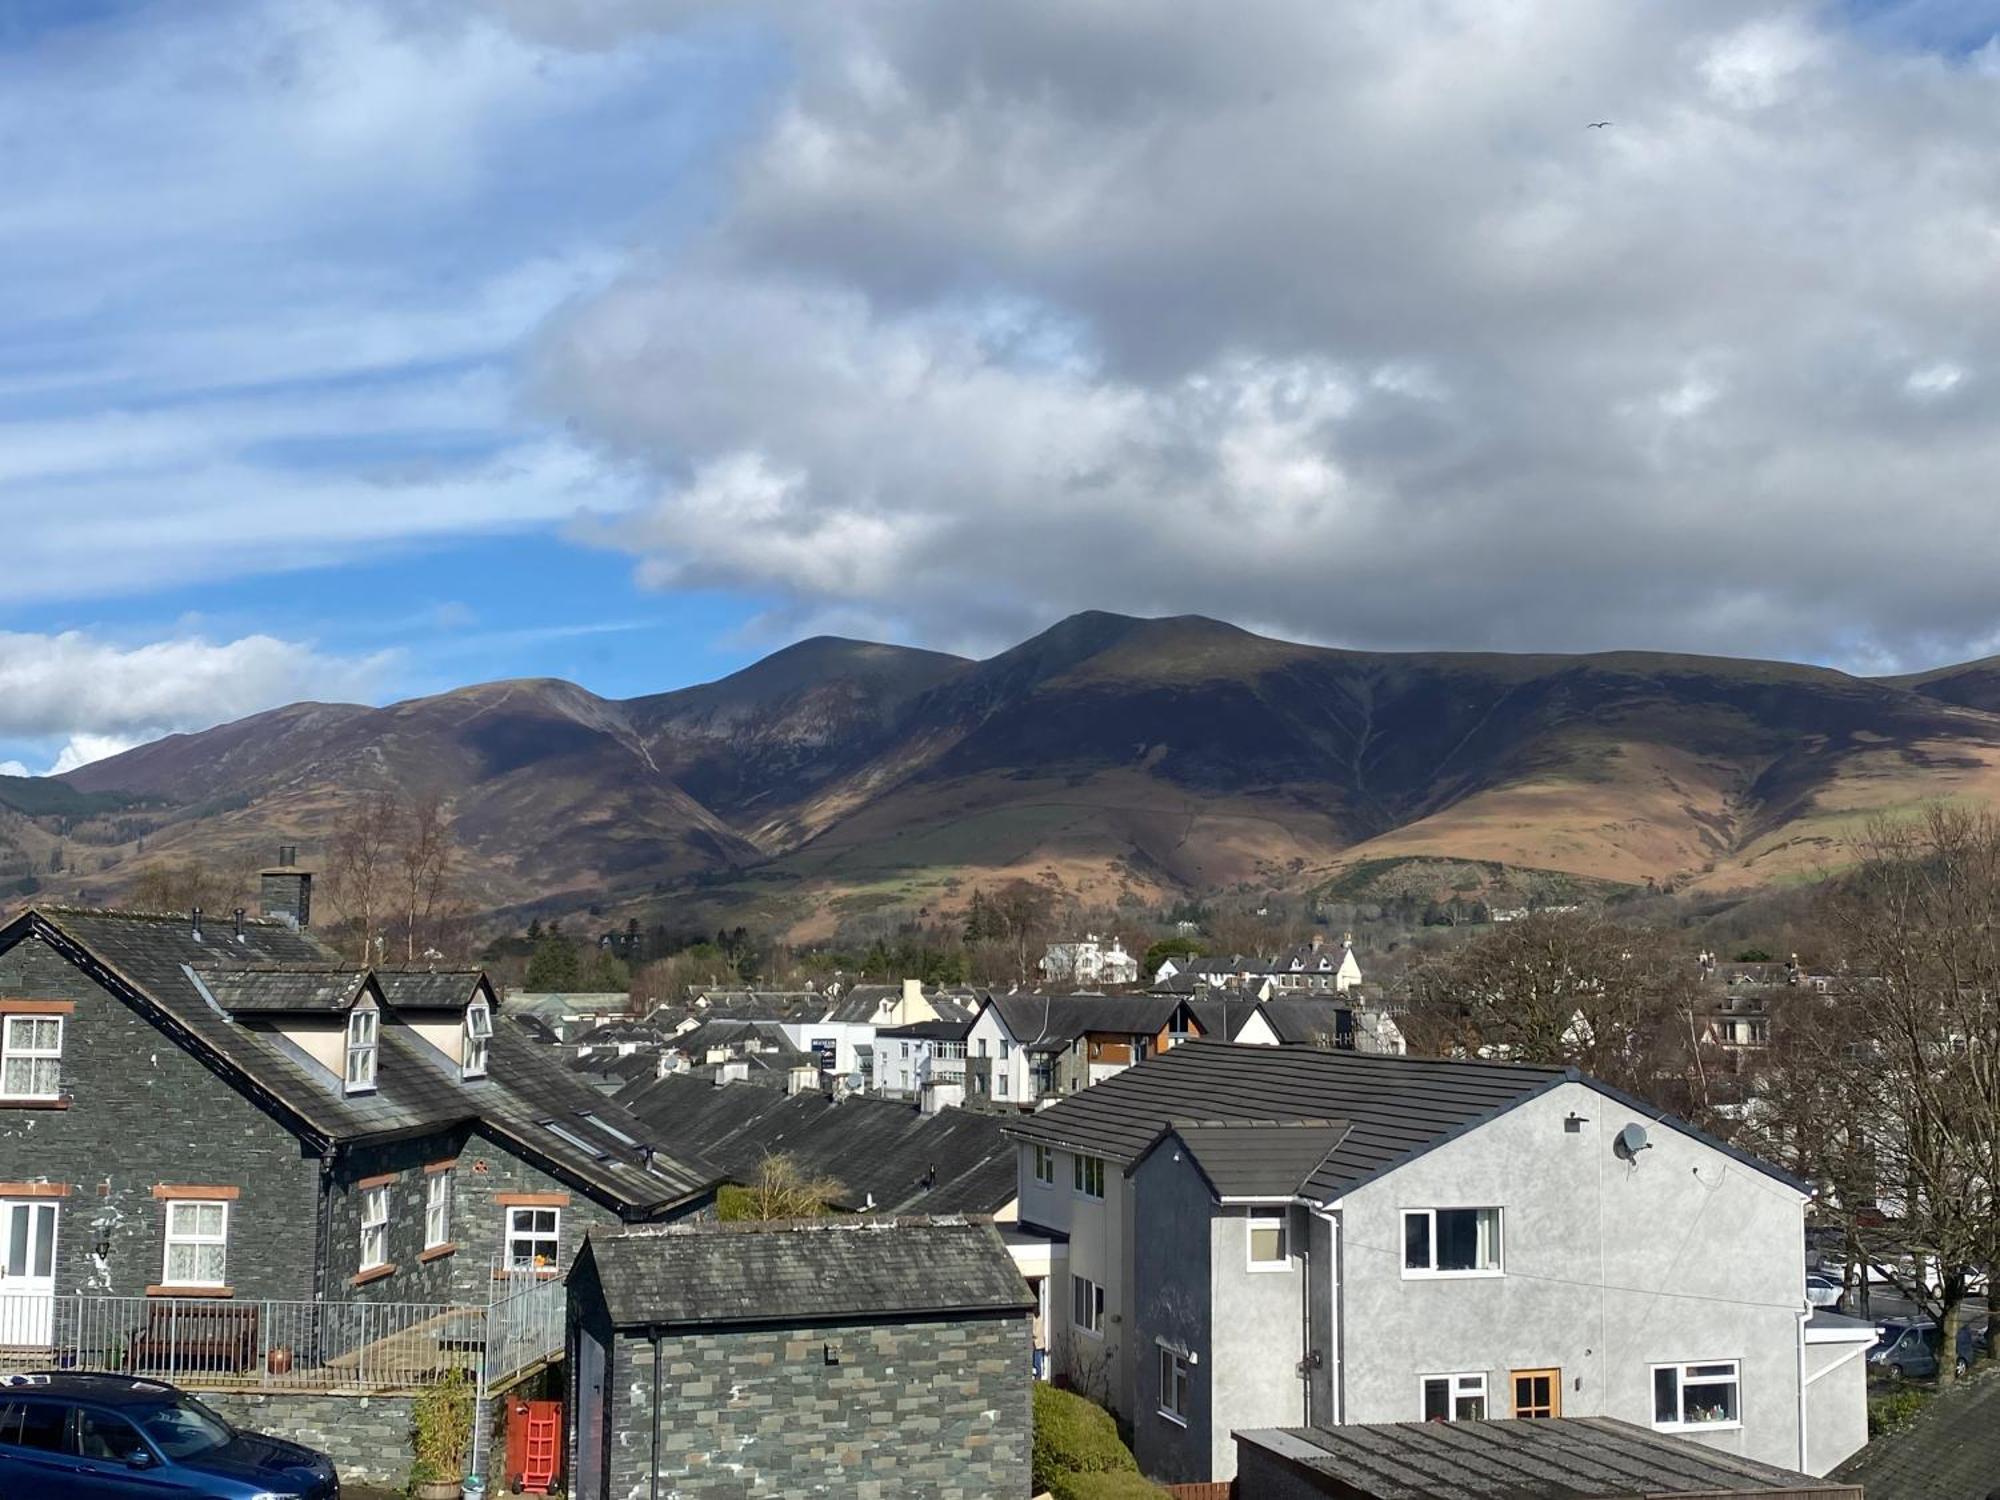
[130,1396,233,1460]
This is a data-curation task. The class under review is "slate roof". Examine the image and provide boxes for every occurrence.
[1142,1119,1352,1200]
[665,1018,807,1060]
[1834,1364,2000,1498]
[1237,1418,1852,1499]
[9,907,719,1215]
[1256,999,1361,1047]
[374,969,488,1009]
[984,994,1181,1049]
[579,1216,1033,1329]
[1004,1040,1802,1203]
[615,1071,1018,1216]
[876,1018,973,1042]
[1181,995,1268,1041]
[193,964,373,1013]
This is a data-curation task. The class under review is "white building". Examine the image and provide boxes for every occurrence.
[1039,935,1140,987]
[1006,1042,1871,1486]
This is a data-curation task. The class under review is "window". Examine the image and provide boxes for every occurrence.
[1033,1145,1056,1186]
[506,1206,561,1273]
[162,1200,227,1288]
[1158,1346,1191,1425]
[1421,1373,1487,1422]
[1071,1274,1105,1337]
[997,1072,1010,1099]
[1000,1039,1012,1060]
[1248,1213,1290,1270]
[0,1016,62,1100]
[1653,1360,1740,1429]
[578,1112,640,1149]
[542,1120,608,1160]
[344,1009,378,1094]
[462,1001,492,1079]
[1402,1207,1501,1275]
[1511,1368,1560,1419]
[359,1184,389,1271]
[425,1171,453,1249]
[0,1398,66,1451]
[73,1407,147,1465]
[977,1038,989,1058]
[1074,1154,1106,1199]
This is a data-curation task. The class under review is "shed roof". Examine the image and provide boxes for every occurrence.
[1833,1360,2000,1497]
[1236,1418,1857,1499]
[579,1216,1033,1329]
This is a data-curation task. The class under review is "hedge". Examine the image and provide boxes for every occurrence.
[1032,1384,1138,1493]
[1048,1470,1173,1500]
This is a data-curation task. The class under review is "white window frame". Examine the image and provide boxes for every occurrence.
[1073,1154,1106,1200]
[505,1206,562,1274]
[1158,1345,1192,1426]
[0,1015,62,1101]
[344,1008,379,1094]
[1246,1212,1291,1272]
[359,1184,389,1271]
[161,1200,228,1289]
[1033,1146,1056,1186]
[1071,1273,1105,1338]
[462,1002,492,1080]
[1401,1206,1503,1278]
[1420,1372,1488,1422]
[1651,1359,1742,1431]
[996,1072,1010,1099]
[425,1171,453,1250]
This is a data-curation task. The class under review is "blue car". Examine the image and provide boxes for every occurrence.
[0,1372,338,1497]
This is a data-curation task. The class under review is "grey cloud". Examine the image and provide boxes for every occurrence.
[526,1,2000,670]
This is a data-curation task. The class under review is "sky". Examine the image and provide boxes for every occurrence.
[3,0,2000,775]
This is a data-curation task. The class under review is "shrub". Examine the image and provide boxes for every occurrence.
[1048,1472,1172,1500]
[410,1369,475,1485]
[1032,1384,1137,1493]
[1868,1386,1929,1439]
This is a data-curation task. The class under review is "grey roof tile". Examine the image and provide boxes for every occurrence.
[579,1216,1033,1329]
[1238,1417,1848,1499]
[1833,1363,2000,1497]
[1148,1119,1351,1199]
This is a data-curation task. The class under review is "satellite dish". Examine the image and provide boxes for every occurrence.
[846,1071,864,1092]
[1614,1123,1651,1161]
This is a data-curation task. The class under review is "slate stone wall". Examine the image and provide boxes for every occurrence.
[199,1389,417,1488]
[609,1311,1032,1498]
[0,932,322,1303]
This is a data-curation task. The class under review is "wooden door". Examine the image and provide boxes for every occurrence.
[1511,1367,1561,1418]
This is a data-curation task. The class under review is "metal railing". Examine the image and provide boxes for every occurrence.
[0,1287,562,1395]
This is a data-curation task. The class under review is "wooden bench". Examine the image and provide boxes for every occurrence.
[127,1301,259,1375]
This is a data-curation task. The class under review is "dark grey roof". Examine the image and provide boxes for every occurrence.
[615,1071,1018,1216]
[984,993,1180,1047]
[1256,999,1359,1046]
[8,907,719,1215]
[1006,1041,1566,1202]
[1237,1418,1852,1499]
[579,1216,1034,1329]
[876,1018,973,1042]
[1834,1362,2000,1497]
[666,1018,807,1060]
[1143,1119,1351,1200]
[192,964,372,1014]
[374,970,489,1010]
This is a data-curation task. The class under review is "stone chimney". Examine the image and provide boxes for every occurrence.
[259,845,313,930]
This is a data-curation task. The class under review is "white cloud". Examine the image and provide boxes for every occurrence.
[0,631,391,745]
[513,0,2000,669]
[0,762,28,779]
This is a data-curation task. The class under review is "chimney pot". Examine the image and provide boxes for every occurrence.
[278,844,297,868]
[233,907,246,942]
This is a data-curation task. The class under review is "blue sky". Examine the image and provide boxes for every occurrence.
[4,0,1999,775]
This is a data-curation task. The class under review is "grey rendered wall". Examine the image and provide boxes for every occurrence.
[1017,1142,1130,1417]
[0,932,321,1302]
[1803,1340,1869,1475]
[1336,1080,1810,1471]
[1207,1204,1307,1481]
[1131,1144,1213,1482]
[612,1312,1032,1498]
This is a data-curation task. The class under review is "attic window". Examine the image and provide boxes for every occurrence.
[541,1120,607,1160]
[462,1001,492,1080]
[344,1009,379,1094]
[577,1112,640,1149]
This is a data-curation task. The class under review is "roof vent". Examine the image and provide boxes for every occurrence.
[233,907,246,943]
[190,906,203,944]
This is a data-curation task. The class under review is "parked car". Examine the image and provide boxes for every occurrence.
[0,1372,338,1498]
[1866,1319,1988,1381]
[1805,1273,1845,1310]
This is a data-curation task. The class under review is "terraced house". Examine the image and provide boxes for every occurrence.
[1006,1041,1872,1487]
[0,884,720,1337]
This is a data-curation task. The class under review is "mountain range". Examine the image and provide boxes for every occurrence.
[10,611,2000,937]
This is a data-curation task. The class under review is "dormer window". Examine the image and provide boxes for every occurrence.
[462,1001,492,1080]
[345,1008,379,1094]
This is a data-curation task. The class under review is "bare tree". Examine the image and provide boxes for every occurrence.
[127,855,257,917]
[721,1153,846,1221]
[1752,806,2000,1377]
[325,792,399,962]
[394,792,455,963]
[1402,910,1722,1128]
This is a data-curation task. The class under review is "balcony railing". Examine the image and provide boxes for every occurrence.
[0,1279,565,1395]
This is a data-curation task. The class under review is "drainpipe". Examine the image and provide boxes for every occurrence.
[311,1151,336,1305]
[1795,1306,1810,1473]
[1298,1212,1312,1426]
[1313,1207,1344,1426]
[650,1330,664,1500]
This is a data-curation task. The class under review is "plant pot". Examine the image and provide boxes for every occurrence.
[414,1482,460,1500]
[266,1347,293,1376]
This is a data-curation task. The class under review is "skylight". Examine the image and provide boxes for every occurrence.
[578,1112,640,1149]
[541,1120,608,1160]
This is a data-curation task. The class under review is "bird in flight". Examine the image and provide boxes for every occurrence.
[1587,121,1612,128]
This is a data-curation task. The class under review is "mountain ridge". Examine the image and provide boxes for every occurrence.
[22,612,2000,934]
